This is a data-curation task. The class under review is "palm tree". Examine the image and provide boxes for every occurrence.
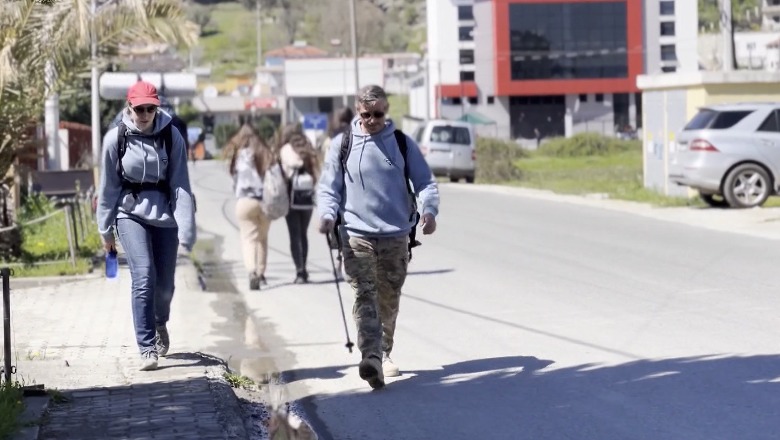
[0,0,198,189]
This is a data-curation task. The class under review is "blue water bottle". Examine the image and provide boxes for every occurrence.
[105,249,118,279]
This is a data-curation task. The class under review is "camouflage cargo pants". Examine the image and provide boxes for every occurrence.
[342,235,409,359]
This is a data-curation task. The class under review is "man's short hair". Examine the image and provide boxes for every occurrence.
[358,85,387,106]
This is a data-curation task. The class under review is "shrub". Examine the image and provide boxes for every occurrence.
[538,132,641,157]
[475,137,526,183]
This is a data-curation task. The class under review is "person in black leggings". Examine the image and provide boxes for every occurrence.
[277,123,320,283]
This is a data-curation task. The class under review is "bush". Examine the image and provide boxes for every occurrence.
[475,137,527,183]
[214,123,239,150]
[0,381,24,440]
[537,132,641,157]
[256,117,278,143]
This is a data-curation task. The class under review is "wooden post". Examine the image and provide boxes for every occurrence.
[63,205,77,268]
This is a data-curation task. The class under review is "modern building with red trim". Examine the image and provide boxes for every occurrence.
[410,0,664,142]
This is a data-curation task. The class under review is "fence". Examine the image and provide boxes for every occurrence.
[1,268,11,383]
[0,189,96,269]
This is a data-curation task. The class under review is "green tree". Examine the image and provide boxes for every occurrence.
[0,0,198,185]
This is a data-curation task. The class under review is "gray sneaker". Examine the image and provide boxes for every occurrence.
[155,325,170,357]
[358,356,385,389]
[382,353,400,377]
[140,351,158,371]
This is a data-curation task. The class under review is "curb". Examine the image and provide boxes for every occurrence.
[206,364,251,440]
[12,395,50,440]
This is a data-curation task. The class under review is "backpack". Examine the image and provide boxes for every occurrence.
[289,167,315,210]
[116,121,173,194]
[116,121,198,212]
[261,160,290,220]
[337,127,422,259]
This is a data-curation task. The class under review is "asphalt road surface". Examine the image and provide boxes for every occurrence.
[191,160,780,440]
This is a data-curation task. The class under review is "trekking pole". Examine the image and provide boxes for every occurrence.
[325,235,354,353]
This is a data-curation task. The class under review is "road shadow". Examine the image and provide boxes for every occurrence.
[291,353,780,440]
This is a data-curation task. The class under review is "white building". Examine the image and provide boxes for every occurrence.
[762,0,780,30]
[643,0,699,74]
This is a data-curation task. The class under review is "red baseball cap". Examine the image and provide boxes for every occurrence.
[127,81,161,107]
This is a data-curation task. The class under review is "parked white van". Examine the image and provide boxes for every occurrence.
[412,120,476,183]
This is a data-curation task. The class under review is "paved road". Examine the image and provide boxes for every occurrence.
[192,160,780,440]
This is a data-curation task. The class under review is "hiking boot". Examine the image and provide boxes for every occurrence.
[249,273,261,291]
[358,356,385,389]
[140,351,158,371]
[155,325,170,357]
[382,353,400,377]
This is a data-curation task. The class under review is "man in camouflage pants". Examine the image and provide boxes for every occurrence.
[317,85,440,389]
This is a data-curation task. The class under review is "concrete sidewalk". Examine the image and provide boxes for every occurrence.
[2,259,258,440]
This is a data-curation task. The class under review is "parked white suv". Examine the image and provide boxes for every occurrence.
[412,120,476,183]
[671,102,780,208]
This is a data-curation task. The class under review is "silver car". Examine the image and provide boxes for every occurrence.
[671,102,780,208]
[413,120,476,183]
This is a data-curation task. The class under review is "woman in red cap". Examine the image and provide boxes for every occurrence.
[96,80,196,371]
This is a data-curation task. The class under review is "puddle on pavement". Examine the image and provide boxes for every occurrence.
[193,231,283,384]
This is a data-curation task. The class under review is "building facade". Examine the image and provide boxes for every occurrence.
[410,0,696,142]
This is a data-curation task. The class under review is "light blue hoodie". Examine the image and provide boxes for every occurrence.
[317,117,439,238]
[96,108,196,250]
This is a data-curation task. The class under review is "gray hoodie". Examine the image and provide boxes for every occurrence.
[96,108,196,250]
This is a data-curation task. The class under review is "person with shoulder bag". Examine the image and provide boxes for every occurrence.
[278,123,319,284]
[96,81,196,371]
[226,123,281,291]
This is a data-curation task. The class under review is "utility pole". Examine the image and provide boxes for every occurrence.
[720,0,734,71]
[424,54,431,119]
[256,0,262,69]
[91,0,100,185]
[349,0,360,97]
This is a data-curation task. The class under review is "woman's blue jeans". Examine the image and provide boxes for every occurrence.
[116,217,178,354]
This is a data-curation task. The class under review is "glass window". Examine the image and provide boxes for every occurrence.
[758,111,780,132]
[509,2,628,80]
[660,1,675,15]
[661,45,677,61]
[460,71,475,81]
[459,26,474,41]
[460,49,475,65]
[458,5,474,21]
[430,126,471,145]
[684,110,753,130]
[660,21,675,36]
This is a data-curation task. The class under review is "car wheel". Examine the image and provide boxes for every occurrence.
[699,193,729,208]
[465,176,475,184]
[449,177,459,183]
[722,163,772,208]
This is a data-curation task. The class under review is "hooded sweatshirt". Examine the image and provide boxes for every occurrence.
[317,117,439,238]
[96,108,196,250]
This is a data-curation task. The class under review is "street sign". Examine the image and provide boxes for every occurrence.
[302,113,329,131]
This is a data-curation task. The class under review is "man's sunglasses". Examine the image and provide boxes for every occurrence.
[360,111,385,119]
[131,105,157,114]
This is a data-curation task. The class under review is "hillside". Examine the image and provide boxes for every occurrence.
[188,0,426,80]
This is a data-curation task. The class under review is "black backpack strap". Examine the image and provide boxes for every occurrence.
[116,122,128,181]
[339,126,352,171]
[393,129,421,259]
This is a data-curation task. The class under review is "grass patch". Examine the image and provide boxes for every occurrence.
[482,133,704,207]
[2,195,101,277]
[388,94,409,125]
[0,381,25,440]
[199,2,261,80]
[223,372,255,390]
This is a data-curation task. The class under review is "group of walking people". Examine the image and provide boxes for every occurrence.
[96,81,441,391]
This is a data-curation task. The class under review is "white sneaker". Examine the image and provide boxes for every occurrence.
[139,351,158,371]
[382,353,400,377]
